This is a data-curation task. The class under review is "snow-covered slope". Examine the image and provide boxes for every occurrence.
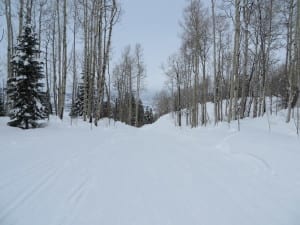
[0,113,299,225]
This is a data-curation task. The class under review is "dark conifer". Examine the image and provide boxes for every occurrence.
[70,82,84,118]
[0,88,5,116]
[7,23,47,129]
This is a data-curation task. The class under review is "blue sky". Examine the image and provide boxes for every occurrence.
[112,0,187,97]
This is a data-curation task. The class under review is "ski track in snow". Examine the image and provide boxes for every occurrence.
[0,165,60,222]
[58,176,91,225]
[215,130,276,175]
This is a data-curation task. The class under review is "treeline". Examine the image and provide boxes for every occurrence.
[154,0,300,130]
[0,0,155,128]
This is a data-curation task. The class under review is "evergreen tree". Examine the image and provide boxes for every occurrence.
[0,88,5,116]
[144,106,154,125]
[135,99,144,127]
[70,82,84,118]
[7,23,47,129]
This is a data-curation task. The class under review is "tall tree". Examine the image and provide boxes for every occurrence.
[211,0,218,124]
[58,0,67,119]
[4,0,13,80]
[164,54,184,127]
[134,43,146,127]
[286,0,299,122]
[228,0,241,122]
[7,23,47,129]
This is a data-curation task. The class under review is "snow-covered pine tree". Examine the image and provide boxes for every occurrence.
[7,23,47,129]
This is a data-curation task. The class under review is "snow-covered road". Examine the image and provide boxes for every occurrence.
[0,115,300,225]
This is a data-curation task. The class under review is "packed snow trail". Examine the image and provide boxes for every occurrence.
[0,115,300,225]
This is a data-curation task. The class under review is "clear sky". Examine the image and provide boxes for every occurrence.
[112,0,188,99]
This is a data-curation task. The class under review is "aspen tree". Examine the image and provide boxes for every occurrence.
[4,0,13,80]
[58,0,67,119]
[229,0,241,122]
[51,6,58,115]
[211,0,218,124]
[294,0,300,127]
[240,0,252,119]
[71,0,78,123]
[134,44,145,127]
[286,0,297,122]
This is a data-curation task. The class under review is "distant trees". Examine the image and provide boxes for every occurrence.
[163,54,184,126]
[69,42,152,127]
[112,44,147,127]
[7,23,47,129]
[143,106,154,124]
[153,90,172,118]
[161,0,211,127]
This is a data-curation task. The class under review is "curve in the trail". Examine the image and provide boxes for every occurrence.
[215,131,275,175]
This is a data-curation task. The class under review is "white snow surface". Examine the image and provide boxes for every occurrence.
[0,111,300,225]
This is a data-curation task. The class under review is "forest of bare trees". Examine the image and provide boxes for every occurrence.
[0,0,299,130]
[155,0,300,132]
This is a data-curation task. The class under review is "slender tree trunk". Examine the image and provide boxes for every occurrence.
[71,3,77,123]
[56,0,62,118]
[240,0,250,119]
[38,1,45,54]
[45,40,52,116]
[4,0,13,80]
[232,0,241,121]
[95,0,104,126]
[52,12,58,115]
[19,0,24,36]
[201,58,207,126]
[294,0,300,124]
[211,0,218,124]
[287,0,297,122]
[59,0,67,119]
[26,0,33,23]
[83,0,88,121]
